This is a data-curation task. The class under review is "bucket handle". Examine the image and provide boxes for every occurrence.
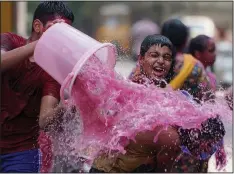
[60,43,116,105]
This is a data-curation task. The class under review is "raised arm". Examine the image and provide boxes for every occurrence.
[1,33,37,73]
[39,95,62,130]
[1,42,37,73]
[39,71,62,130]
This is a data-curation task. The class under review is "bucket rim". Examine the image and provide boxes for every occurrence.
[60,43,117,104]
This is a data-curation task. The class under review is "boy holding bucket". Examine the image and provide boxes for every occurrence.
[0,2,74,172]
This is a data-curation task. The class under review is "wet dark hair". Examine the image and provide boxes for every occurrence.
[32,1,74,31]
[201,116,225,141]
[188,35,211,57]
[140,34,176,82]
[161,19,189,51]
[178,116,225,156]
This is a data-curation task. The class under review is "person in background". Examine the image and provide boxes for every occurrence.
[161,18,214,102]
[188,35,217,90]
[0,2,74,172]
[160,19,219,172]
[131,19,160,61]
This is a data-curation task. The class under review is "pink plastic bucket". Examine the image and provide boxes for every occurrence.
[34,23,117,101]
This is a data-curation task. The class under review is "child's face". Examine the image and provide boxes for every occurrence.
[200,39,216,66]
[139,44,173,80]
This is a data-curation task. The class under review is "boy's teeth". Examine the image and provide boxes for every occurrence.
[155,67,163,71]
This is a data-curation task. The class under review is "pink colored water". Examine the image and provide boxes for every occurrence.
[38,131,53,173]
[48,56,232,169]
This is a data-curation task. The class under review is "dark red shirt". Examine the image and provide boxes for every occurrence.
[1,32,60,154]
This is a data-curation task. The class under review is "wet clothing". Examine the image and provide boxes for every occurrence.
[1,32,60,172]
[173,53,215,100]
[91,126,181,173]
[0,149,41,173]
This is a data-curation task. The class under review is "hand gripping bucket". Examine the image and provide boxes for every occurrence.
[34,23,117,103]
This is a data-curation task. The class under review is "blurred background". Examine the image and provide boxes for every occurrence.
[1,1,232,88]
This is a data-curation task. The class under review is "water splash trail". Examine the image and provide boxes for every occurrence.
[48,57,232,170]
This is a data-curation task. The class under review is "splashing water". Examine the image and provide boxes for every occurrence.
[48,56,232,171]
